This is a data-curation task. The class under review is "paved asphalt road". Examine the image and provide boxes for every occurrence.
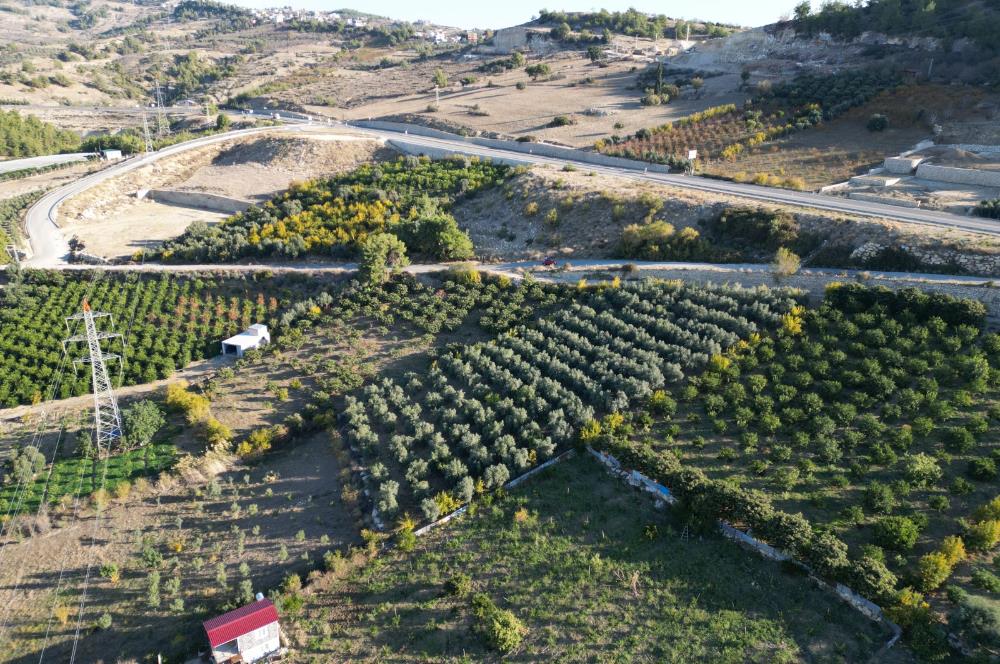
[20,116,1000,269]
[23,124,298,267]
[0,152,95,174]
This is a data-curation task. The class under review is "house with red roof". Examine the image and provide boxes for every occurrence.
[203,598,282,663]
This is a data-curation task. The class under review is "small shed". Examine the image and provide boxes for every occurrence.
[100,149,123,161]
[221,324,270,357]
[203,598,281,663]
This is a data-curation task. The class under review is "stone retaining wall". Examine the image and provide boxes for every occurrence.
[916,164,1000,188]
[145,189,253,214]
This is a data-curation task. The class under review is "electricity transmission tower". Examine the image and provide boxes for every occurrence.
[154,78,169,138]
[142,111,154,153]
[63,300,124,455]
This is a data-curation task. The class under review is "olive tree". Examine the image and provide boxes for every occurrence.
[359,232,409,285]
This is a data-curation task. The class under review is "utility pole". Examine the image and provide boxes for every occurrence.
[142,111,154,153]
[64,300,124,456]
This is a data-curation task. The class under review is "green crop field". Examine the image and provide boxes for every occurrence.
[297,454,895,662]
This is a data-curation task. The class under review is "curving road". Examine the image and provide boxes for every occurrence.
[21,115,1000,268]
[23,124,305,267]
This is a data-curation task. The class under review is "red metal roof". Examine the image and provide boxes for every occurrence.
[203,599,279,648]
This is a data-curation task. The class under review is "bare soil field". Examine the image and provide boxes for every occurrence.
[176,134,389,202]
[333,54,744,147]
[456,163,1000,267]
[58,132,387,259]
[69,201,228,259]
[0,161,102,200]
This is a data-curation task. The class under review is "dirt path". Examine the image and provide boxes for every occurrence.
[0,355,231,427]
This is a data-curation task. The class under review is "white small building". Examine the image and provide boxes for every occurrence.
[221,324,270,358]
[203,598,281,663]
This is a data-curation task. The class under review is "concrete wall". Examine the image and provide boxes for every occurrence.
[354,120,676,175]
[145,189,252,214]
[388,140,532,167]
[883,156,924,174]
[848,192,921,208]
[916,163,1000,188]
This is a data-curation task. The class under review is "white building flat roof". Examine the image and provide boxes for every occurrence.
[222,333,262,349]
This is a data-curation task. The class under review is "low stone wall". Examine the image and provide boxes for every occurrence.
[848,192,921,208]
[411,449,575,537]
[145,189,252,214]
[916,164,1000,188]
[940,143,1000,155]
[586,446,903,649]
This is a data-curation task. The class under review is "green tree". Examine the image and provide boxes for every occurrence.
[123,400,165,464]
[794,1,812,21]
[772,247,801,278]
[586,45,604,62]
[432,68,448,88]
[215,113,231,131]
[525,63,552,80]
[551,21,572,40]
[359,232,409,284]
[10,445,45,484]
[867,113,889,132]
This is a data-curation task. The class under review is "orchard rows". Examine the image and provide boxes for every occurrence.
[342,281,797,521]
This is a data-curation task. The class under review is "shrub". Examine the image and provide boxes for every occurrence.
[887,587,948,658]
[972,568,1000,593]
[99,563,120,584]
[849,555,898,603]
[969,458,998,481]
[873,516,919,552]
[948,594,1000,654]
[549,114,574,127]
[966,520,1000,551]
[772,247,801,277]
[648,390,677,416]
[864,482,896,515]
[95,612,112,630]
[904,453,942,487]
[236,426,276,458]
[165,381,210,423]
[866,113,889,132]
[446,573,473,597]
[917,552,952,591]
[471,593,527,652]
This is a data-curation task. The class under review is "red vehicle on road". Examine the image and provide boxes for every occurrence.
[542,256,557,267]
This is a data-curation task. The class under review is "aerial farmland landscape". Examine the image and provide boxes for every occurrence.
[0,0,999,662]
